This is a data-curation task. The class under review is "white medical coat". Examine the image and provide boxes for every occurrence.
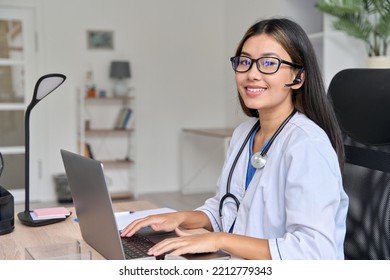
[196,112,349,259]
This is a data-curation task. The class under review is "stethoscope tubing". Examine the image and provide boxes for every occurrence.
[218,121,259,216]
[218,109,297,231]
[259,109,296,157]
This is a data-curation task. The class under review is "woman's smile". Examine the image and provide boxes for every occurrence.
[245,86,267,97]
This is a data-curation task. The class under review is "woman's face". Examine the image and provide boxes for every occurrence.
[235,33,301,116]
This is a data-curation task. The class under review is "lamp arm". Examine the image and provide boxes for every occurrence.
[18,73,67,227]
[23,104,33,213]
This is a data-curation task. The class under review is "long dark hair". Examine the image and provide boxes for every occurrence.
[235,18,345,170]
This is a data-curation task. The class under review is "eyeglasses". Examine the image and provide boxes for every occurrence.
[230,56,303,74]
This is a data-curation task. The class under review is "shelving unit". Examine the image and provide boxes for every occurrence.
[281,0,324,76]
[77,89,136,198]
[281,0,364,87]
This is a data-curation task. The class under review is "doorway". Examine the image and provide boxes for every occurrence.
[0,7,36,203]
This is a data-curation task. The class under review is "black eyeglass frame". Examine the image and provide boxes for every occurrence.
[230,55,303,74]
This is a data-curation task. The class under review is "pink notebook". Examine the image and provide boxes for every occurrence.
[33,207,70,218]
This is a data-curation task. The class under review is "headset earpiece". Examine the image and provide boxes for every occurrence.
[285,68,304,87]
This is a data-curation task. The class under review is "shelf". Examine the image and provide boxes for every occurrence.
[98,159,134,165]
[78,86,136,197]
[308,32,324,40]
[85,96,134,101]
[85,128,134,133]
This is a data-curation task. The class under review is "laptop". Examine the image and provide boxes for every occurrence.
[60,149,230,260]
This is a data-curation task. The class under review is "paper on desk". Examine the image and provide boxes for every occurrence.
[115,207,176,231]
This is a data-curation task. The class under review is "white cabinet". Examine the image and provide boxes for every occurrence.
[77,89,136,199]
[281,0,366,87]
[281,0,325,78]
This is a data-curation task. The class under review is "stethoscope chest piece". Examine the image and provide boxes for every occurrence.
[251,152,268,169]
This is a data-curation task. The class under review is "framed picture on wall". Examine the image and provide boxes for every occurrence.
[87,30,114,50]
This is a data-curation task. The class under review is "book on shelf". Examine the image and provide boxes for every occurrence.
[123,108,134,129]
[84,142,94,159]
[114,107,127,129]
[114,107,134,129]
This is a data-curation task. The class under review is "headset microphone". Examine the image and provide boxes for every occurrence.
[285,68,304,87]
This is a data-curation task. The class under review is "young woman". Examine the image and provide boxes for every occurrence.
[121,18,349,260]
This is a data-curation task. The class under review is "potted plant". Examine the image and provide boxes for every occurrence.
[315,0,390,67]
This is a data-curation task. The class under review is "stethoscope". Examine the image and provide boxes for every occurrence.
[218,109,297,232]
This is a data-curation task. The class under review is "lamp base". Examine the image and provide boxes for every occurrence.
[113,80,129,97]
[17,211,68,227]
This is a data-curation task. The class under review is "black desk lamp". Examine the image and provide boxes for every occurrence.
[18,73,67,227]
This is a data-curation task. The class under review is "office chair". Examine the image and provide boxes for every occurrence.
[328,68,390,260]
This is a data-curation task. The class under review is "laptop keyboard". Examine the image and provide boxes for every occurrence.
[121,234,159,259]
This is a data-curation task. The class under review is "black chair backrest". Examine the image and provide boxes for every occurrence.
[328,68,390,259]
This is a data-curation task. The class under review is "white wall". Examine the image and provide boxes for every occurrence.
[224,0,282,126]
[32,0,229,198]
[27,0,281,200]
[2,0,369,201]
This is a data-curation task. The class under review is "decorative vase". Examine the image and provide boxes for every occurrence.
[367,56,390,68]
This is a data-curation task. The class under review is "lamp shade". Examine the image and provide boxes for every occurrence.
[110,61,131,79]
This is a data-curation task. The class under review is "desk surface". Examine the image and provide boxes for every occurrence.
[0,200,158,260]
[182,128,234,138]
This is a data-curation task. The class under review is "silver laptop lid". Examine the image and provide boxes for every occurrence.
[60,149,125,260]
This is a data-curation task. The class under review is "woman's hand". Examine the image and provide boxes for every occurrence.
[120,212,184,237]
[147,228,223,257]
[120,210,212,237]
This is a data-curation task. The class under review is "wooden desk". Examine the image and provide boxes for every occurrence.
[0,201,158,260]
[180,128,234,194]
[182,128,234,139]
